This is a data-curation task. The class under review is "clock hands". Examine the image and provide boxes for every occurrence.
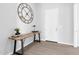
[21,7,31,18]
[19,4,32,19]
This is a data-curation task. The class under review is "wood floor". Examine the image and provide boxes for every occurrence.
[20,41,79,55]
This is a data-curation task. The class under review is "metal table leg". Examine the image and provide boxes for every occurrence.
[21,40,24,54]
[38,33,41,42]
[34,34,36,42]
[13,40,24,55]
[13,40,16,54]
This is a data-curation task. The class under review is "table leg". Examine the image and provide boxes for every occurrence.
[38,33,40,42]
[13,40,24,55]
[21,40,24,54]
[13,40,17,54]
[34,34,36,42]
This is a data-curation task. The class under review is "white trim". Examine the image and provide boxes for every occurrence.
[41,39,46,41]
[8,51,13,55]
[44,39,74,46]
[73,4,78,47]
[58,42,73,46]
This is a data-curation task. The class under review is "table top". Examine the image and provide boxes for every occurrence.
[9,31,40,40]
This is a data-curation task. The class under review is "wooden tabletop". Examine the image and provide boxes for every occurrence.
[9,31,40,40]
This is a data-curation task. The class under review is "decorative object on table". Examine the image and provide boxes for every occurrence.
[14,28,20,35]
[17,3,34,24]
[33,25,36,31]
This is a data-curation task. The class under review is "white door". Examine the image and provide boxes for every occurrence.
[45,8,59,42]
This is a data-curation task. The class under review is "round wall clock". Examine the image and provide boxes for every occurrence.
[17,3,34,24]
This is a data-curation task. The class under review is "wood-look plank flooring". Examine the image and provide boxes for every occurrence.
[20,41,79,55]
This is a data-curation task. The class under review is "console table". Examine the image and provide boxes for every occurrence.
[9,31,40,55]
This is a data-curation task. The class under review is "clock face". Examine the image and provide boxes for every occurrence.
[17,3,34,24]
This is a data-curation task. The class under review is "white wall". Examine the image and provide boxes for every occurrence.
[58,4,73,45]
[0,3,37,55]
[36,3,74,45]
[0,3,17,54]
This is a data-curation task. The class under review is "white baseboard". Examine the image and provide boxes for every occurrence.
[8,51,13,55]
[41,39,46,41]
[58,42,73,46]
[44,39,74,46]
